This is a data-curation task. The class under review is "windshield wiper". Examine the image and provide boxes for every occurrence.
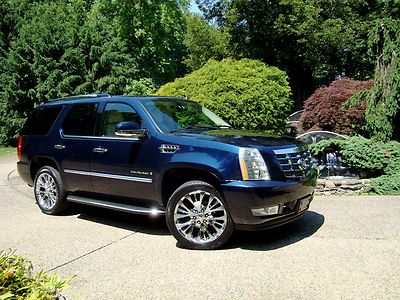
[170,124,231,133]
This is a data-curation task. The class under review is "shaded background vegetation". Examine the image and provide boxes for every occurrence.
[1,0,400,145]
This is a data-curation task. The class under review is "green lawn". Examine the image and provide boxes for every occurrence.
[0,147,16,157]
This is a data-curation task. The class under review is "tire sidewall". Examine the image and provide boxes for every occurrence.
[34,166,67,215]
[166,181,234,250]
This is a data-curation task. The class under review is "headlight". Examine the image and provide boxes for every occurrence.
[239,148,271,180]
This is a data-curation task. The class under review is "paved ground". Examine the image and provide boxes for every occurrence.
[1,156,399,299]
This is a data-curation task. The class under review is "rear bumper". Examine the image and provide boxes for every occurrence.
[17,161,33,186]
[221,179,315,230]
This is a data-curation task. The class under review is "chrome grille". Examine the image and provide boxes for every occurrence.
[274,147,312,180]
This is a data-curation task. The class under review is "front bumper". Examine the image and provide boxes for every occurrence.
[221,179,315,230]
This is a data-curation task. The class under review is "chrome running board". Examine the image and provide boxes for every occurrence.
[67,195,165,215]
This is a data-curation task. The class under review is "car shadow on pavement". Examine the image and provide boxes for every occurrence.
[72,204,170,236]
[226,211,325,251]
[73,205,324,250]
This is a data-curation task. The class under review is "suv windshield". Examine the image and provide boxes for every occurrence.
[140,98,230,133]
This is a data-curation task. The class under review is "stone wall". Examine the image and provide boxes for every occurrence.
[316,178,371,195]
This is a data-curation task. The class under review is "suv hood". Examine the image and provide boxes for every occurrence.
[172,129,303,150]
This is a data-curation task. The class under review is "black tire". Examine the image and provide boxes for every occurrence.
[33,166,69,215]
[166,180,234,250]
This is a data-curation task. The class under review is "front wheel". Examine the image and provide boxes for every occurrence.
[166,181,234,250]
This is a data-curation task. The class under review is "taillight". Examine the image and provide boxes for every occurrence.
[17,136,23,161]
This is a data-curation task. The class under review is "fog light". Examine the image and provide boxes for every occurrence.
[252,205,280,217]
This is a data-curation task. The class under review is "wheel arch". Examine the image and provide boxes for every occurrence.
[30,156,61,181]
[159,164,223,208]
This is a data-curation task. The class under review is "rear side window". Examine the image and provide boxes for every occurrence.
[62,103,98,136]
[21,106,63,135]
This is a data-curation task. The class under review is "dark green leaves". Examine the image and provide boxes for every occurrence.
[0,0,187,145]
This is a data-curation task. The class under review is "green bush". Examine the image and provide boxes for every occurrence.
[309,136,400,178]
[156,59,293,133]
[309,136,400,194]
[370,174,400,195]
[0,251,73,299]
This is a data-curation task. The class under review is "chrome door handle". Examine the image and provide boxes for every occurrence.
[54,144,66,150]
[93,147,108,153]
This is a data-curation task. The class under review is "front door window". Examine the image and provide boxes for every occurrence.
[100,103,141,137]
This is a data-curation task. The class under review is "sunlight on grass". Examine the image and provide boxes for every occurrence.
[0,147,16,157]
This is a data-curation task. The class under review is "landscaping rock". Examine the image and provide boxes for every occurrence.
[316,178,370,195]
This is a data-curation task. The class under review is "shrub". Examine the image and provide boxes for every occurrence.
[156,59,293,133]
[370,174,400,195]
[310,136,400,195]
[309,136,400,178]
[0,250,73,299]
[299,78,373,135]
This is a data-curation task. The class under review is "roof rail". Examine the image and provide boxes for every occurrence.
[46,94,111,103]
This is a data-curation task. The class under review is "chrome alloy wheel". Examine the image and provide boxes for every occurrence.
[173,190,228,244]
[35,173,58,210]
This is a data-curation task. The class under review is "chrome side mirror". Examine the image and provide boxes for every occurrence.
[115,122,147,139]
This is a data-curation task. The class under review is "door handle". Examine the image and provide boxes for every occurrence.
[93,147,108,153]
[54,144,66,150]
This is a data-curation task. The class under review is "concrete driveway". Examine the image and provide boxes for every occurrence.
[1,156,399,299]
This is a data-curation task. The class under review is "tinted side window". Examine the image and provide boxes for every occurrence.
[62,103,98,136]
[100,103,142,137]
[21,106,63,135]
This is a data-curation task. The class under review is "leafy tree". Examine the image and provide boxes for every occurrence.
[125,78,157,95]
[300,78,373,135]
[98,0,187,84]
[183,13,230,71]
[195,0,395,103]
[77,4,137,95]
[157,58,293,133]
[361,17,400,141]
[0,0,137,145]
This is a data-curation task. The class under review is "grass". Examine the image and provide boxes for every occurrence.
[0,146,16,157]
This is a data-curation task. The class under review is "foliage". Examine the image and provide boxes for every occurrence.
[299,78,373,135]
[98,0,187,84]
[195,0,399,103]
[370,174,400,195]
[125,78,157,95]
[0,250,73,299]
[0,0,188,145]
[309,136,400,178]
[349,17,400,141]
[183,13,230,71]
[157,58,293,133]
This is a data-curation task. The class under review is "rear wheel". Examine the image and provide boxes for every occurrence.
[166,181,234,250]
[34,166,69,215]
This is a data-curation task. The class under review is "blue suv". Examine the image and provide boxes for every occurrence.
[17,94,317,249]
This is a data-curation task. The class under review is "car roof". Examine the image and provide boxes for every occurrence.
[41,94,187,107]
